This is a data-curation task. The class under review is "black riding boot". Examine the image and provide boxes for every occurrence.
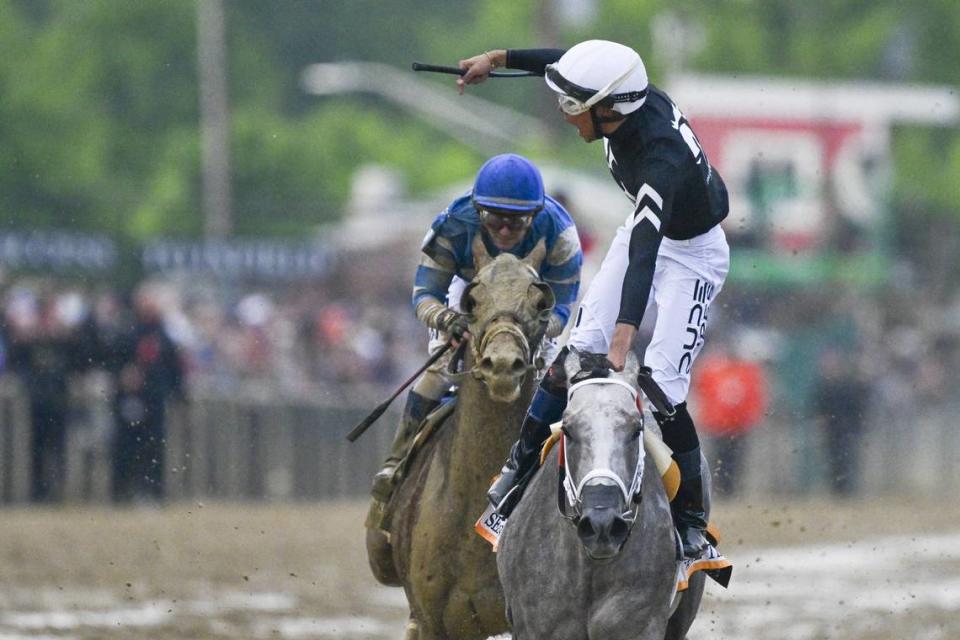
[672,447,710,558]
[487,414,552,517]
[654,403,711,559]
[370,391,440,503]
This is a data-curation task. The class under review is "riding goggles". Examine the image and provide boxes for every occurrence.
[479,209,534,232]
[546,58,645,116]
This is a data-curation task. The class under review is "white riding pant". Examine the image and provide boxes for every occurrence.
[416,276,560,400]
[568,224,729,405]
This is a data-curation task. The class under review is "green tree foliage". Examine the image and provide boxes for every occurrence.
[0,0,484,240]
[1,0,198,235]
[0,0,957,241]
[130,101,482,238]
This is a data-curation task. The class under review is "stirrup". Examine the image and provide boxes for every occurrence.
[371,466,399,502]
[683,545,733,588]
[365,498,390,532]
[489,460,540,518]
[491,482,522,517]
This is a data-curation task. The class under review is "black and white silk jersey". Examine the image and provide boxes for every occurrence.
[507,48,729,327]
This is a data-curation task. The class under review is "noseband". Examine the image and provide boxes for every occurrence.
[559,377,645,526]
[468,310,538,380]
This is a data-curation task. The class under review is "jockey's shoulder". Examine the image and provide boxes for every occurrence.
[431,194,480,237]
[542,194,576,230]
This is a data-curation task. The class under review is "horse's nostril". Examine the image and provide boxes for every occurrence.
[479,357,494,372]
[577,518,597,540]
[511,358,526,373]
[610,516,630,541]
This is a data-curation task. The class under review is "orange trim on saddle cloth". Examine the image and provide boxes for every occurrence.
[474,502,507,552]
[475,518,500,549]
[676,555,734,592]
[706,522,722,546]
[675,523,729,592]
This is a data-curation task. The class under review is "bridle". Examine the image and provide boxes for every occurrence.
[463,267,552,381]
[558,377,645,527]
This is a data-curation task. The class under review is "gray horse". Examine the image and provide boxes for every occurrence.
[374,252,557,640]
[497,349,707,640]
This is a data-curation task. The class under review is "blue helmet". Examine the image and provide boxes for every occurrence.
[472,153,545,215]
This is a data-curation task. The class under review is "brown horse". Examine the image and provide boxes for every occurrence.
[367,251,555,640]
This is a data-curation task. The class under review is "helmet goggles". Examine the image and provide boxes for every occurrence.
[546,58,645,116]
[478,207,535,232]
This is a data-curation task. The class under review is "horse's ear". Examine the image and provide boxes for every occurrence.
[471,233,493,270]
[563,346,581,381]
[520,238,547,270]
[460,282,477,315]
[528,282,555,317]
[622,351,641,386]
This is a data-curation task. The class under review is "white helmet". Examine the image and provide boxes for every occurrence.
[545,40,648,116]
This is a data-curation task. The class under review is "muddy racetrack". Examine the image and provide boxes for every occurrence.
[0,498,957,639]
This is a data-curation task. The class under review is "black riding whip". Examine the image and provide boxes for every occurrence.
[411,62,536,78]
[346,342,453,442]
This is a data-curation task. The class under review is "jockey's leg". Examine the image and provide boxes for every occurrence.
[366,347,452,532]
[488,358,568,516]
[642,228,728,561]
[371,389,441,502]
[654,405,709,558]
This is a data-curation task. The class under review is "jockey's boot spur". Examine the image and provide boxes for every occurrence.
[487,415,551,517]
[370,391,440,504]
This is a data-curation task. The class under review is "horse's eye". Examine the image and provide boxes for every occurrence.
[561,425,573,441]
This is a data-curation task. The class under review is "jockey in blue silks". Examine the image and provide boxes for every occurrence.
[367,153,583,529]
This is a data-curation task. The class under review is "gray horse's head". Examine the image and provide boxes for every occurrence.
[463,253,555,403]
[561,348,644,560]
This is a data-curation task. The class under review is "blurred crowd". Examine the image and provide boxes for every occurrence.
[1,271,958,504]
[0,275,425,503]
[0,278,421,396]
[691,286,959,499]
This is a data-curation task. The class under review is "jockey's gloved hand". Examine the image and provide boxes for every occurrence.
[543,313,564,339]
[436,309,470,342]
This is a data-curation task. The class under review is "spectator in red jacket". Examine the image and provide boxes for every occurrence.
[693,344,769,496]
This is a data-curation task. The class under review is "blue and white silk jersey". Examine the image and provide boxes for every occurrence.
[413,193,582,333]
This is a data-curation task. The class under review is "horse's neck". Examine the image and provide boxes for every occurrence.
[448,358,533,476]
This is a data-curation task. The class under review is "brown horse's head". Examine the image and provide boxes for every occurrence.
[461,252,555,403]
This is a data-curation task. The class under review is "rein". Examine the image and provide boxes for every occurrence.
[559,376,645,526]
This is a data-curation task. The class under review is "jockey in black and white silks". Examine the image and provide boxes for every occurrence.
[462,41,730,569]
